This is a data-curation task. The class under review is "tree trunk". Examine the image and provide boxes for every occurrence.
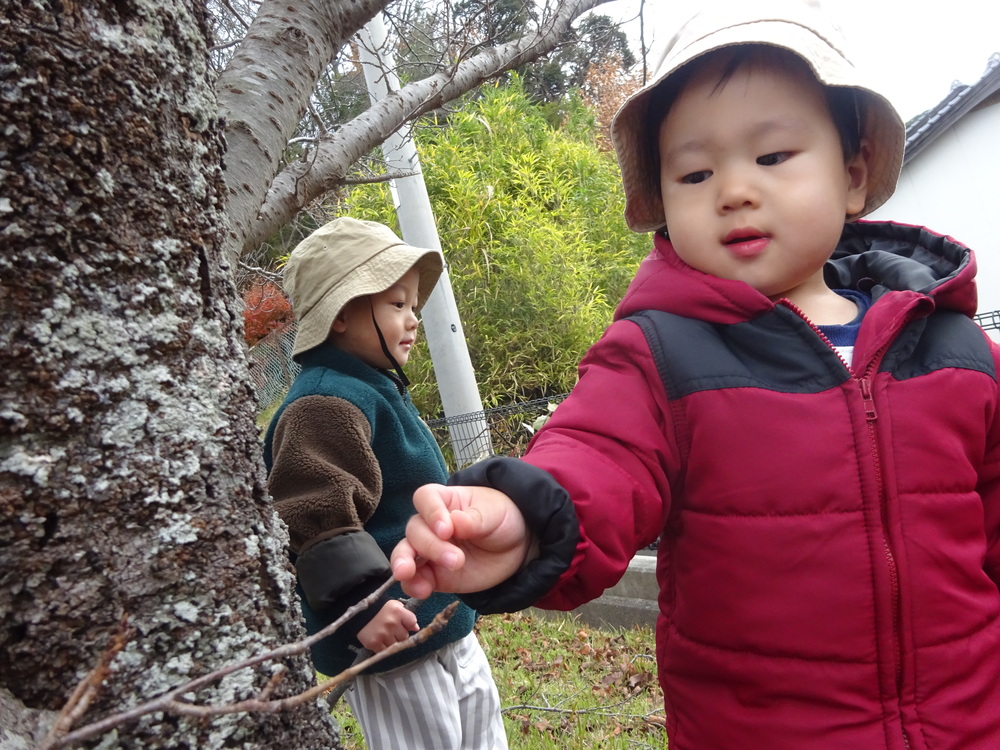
[0,2,340,747]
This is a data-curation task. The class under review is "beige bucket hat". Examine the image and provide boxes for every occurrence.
[283,217,444,357]
[611,0,905,233]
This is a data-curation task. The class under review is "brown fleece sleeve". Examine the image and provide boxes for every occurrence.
[268,395,382,554]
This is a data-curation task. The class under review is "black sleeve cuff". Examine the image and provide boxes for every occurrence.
[296,531,390,612]
[447,456,579,614]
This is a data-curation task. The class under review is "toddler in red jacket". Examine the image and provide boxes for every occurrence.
[393,2,1000,748]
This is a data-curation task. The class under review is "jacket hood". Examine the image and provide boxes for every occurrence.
[615,220,978,323]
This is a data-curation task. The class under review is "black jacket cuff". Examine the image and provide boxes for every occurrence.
[448,457,578,614]
[296,531,390,612]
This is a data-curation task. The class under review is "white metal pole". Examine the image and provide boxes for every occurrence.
[357,15,493,466]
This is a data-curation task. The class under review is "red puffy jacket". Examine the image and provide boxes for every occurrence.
[454,222,1000,749]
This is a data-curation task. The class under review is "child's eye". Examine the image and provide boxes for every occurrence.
[757,152,790,166]
[681,170,711,185]
[392,301,405,309]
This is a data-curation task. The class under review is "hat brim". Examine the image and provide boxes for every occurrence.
[611,23,904,233]
[292,245,443,357]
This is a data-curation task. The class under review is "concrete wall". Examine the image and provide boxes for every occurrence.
[532,552,659,631]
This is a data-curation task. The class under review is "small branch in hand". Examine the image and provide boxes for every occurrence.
[170,601,455,718]
[325,596,426,708]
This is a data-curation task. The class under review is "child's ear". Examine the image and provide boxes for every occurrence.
[331,311,349,334]
[845,139,871,216]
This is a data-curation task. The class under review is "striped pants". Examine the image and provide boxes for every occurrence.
[345,631,508,750]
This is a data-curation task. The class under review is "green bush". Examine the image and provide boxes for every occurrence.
[342,79,650,415]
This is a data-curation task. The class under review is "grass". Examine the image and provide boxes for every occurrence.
[331,610,667,749]
[256,400,280,434]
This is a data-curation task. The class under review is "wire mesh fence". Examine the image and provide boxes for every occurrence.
[424,395,568,469]
[247,321,301,415]
[975,310,1000,331]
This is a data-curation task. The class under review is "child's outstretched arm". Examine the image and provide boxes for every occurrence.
[395,318,678,615]
[391,484,535,600]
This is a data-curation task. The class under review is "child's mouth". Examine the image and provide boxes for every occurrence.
[724,230,770,258]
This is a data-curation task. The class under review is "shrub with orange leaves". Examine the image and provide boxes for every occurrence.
[581,55,646,150]
[242,278,294,346]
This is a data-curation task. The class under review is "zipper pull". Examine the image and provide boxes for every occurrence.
[860,377,878,421]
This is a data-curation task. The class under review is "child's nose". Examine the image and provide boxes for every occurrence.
[716,168,760,213]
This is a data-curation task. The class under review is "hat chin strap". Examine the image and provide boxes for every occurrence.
[369,303,410,392]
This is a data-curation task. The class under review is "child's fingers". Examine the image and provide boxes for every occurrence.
[401,608,418,631]
[390,538,419,581]
[391,531,464,598]
[449,505,489,540]
[401,507,466,571]
[448,486,519,544]
[398,569,433,599]
[382,600,419,634]
[412,483,458,539]
[390,538,434,598]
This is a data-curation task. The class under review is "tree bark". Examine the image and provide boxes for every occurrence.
[215,0,386,263]
[0,2,340,747]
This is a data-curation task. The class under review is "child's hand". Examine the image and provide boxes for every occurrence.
[357,599,419,653]
[391,483,533,599]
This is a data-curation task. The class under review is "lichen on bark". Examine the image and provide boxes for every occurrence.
[0,1,340,746]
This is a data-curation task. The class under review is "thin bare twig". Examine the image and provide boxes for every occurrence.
[35,578,455,749]
[219,0,251,31]
[340,170,419,186]
[502,695,648,717]
[38,615,134,748]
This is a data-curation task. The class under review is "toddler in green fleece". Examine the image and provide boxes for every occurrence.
[264,217,507,750]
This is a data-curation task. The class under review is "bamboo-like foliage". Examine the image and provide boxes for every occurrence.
[342,80,651,414]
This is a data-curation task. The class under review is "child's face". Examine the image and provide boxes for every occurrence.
[332,268,422,369]
[657,59,868,303]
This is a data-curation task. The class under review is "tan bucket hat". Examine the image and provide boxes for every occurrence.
[283,217,444,357]
[611,0,905,233]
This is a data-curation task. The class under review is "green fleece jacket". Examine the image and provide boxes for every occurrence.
[263,344,475,676]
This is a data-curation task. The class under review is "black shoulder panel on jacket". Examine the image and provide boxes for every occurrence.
[881,311,996,381]
[627,308,851,399]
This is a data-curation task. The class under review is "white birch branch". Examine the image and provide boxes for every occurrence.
[218,0,612,260]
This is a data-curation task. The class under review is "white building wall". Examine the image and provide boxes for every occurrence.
[868,102,1000,314]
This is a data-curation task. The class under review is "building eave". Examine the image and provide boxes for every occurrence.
[903,53,1000,164]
